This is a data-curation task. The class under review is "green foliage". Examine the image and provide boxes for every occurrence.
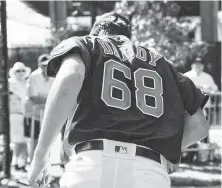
[115,1,209,68]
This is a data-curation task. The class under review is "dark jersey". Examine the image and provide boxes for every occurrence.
[47,35,208,163]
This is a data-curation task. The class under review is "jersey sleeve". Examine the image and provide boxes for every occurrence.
[167,59,209,115]
[47,36,91,77]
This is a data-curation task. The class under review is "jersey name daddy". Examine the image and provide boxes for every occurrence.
[98,39,162,66]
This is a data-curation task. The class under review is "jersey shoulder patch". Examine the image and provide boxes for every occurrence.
[47,36,91,78]
[50,37,82,59]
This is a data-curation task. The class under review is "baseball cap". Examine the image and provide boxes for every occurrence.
[193,57,203,65]
[38,54,49,65]
[90,11,131,38]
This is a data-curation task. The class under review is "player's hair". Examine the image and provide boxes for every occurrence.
[90,12,131,39]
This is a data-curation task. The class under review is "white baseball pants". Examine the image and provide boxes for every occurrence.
[60,139,171,188]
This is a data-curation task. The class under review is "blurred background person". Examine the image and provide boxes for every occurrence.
[185,57,218,125]
[185,57,219,163]
[24,54,54,162]
[185,58,218,93]
[8,62,31,172]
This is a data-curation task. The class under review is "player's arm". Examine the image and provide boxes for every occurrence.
[167,109,208,174]
[167,60,209,148]
[181,109,209,149]
[36,53,85,157]
[28,53,85,181]
[180,85,209,149]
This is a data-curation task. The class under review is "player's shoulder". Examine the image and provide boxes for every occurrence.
[146,47,173,65]
[147,47,161,54]
[47,35,94,77]
[50,36,87,59]
[142,47,162,59]
[162,56,176,68]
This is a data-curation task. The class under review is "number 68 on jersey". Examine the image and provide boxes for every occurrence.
[101,59,164,118]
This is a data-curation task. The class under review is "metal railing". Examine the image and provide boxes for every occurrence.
[204,91,221,126]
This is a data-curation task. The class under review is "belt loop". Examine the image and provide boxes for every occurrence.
[103,139,107,150]
[160,154,168,170]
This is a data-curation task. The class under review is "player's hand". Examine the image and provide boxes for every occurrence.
[27,158,50,188]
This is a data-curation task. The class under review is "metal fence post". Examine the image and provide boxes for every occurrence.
[0,0,11,179]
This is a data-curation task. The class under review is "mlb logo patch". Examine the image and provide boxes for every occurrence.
[115,146,127,154]
[76,157,83,161]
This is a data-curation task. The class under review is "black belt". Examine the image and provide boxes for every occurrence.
[75,140,161,164]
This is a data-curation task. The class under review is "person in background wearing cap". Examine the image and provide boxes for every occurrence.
[185,58,218,93]
[185,57,218,128]
[8,62,31,172]
[185,58,218,162]
[24,54,54,163]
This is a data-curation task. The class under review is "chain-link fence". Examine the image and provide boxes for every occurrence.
[205,92,221,126]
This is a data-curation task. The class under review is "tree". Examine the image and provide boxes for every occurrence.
[115,1,209,71]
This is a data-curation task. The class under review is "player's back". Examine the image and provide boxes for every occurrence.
[69,35,185,163]
[48,35,205,163]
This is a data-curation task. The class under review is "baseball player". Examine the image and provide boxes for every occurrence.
[28,12,209,188]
